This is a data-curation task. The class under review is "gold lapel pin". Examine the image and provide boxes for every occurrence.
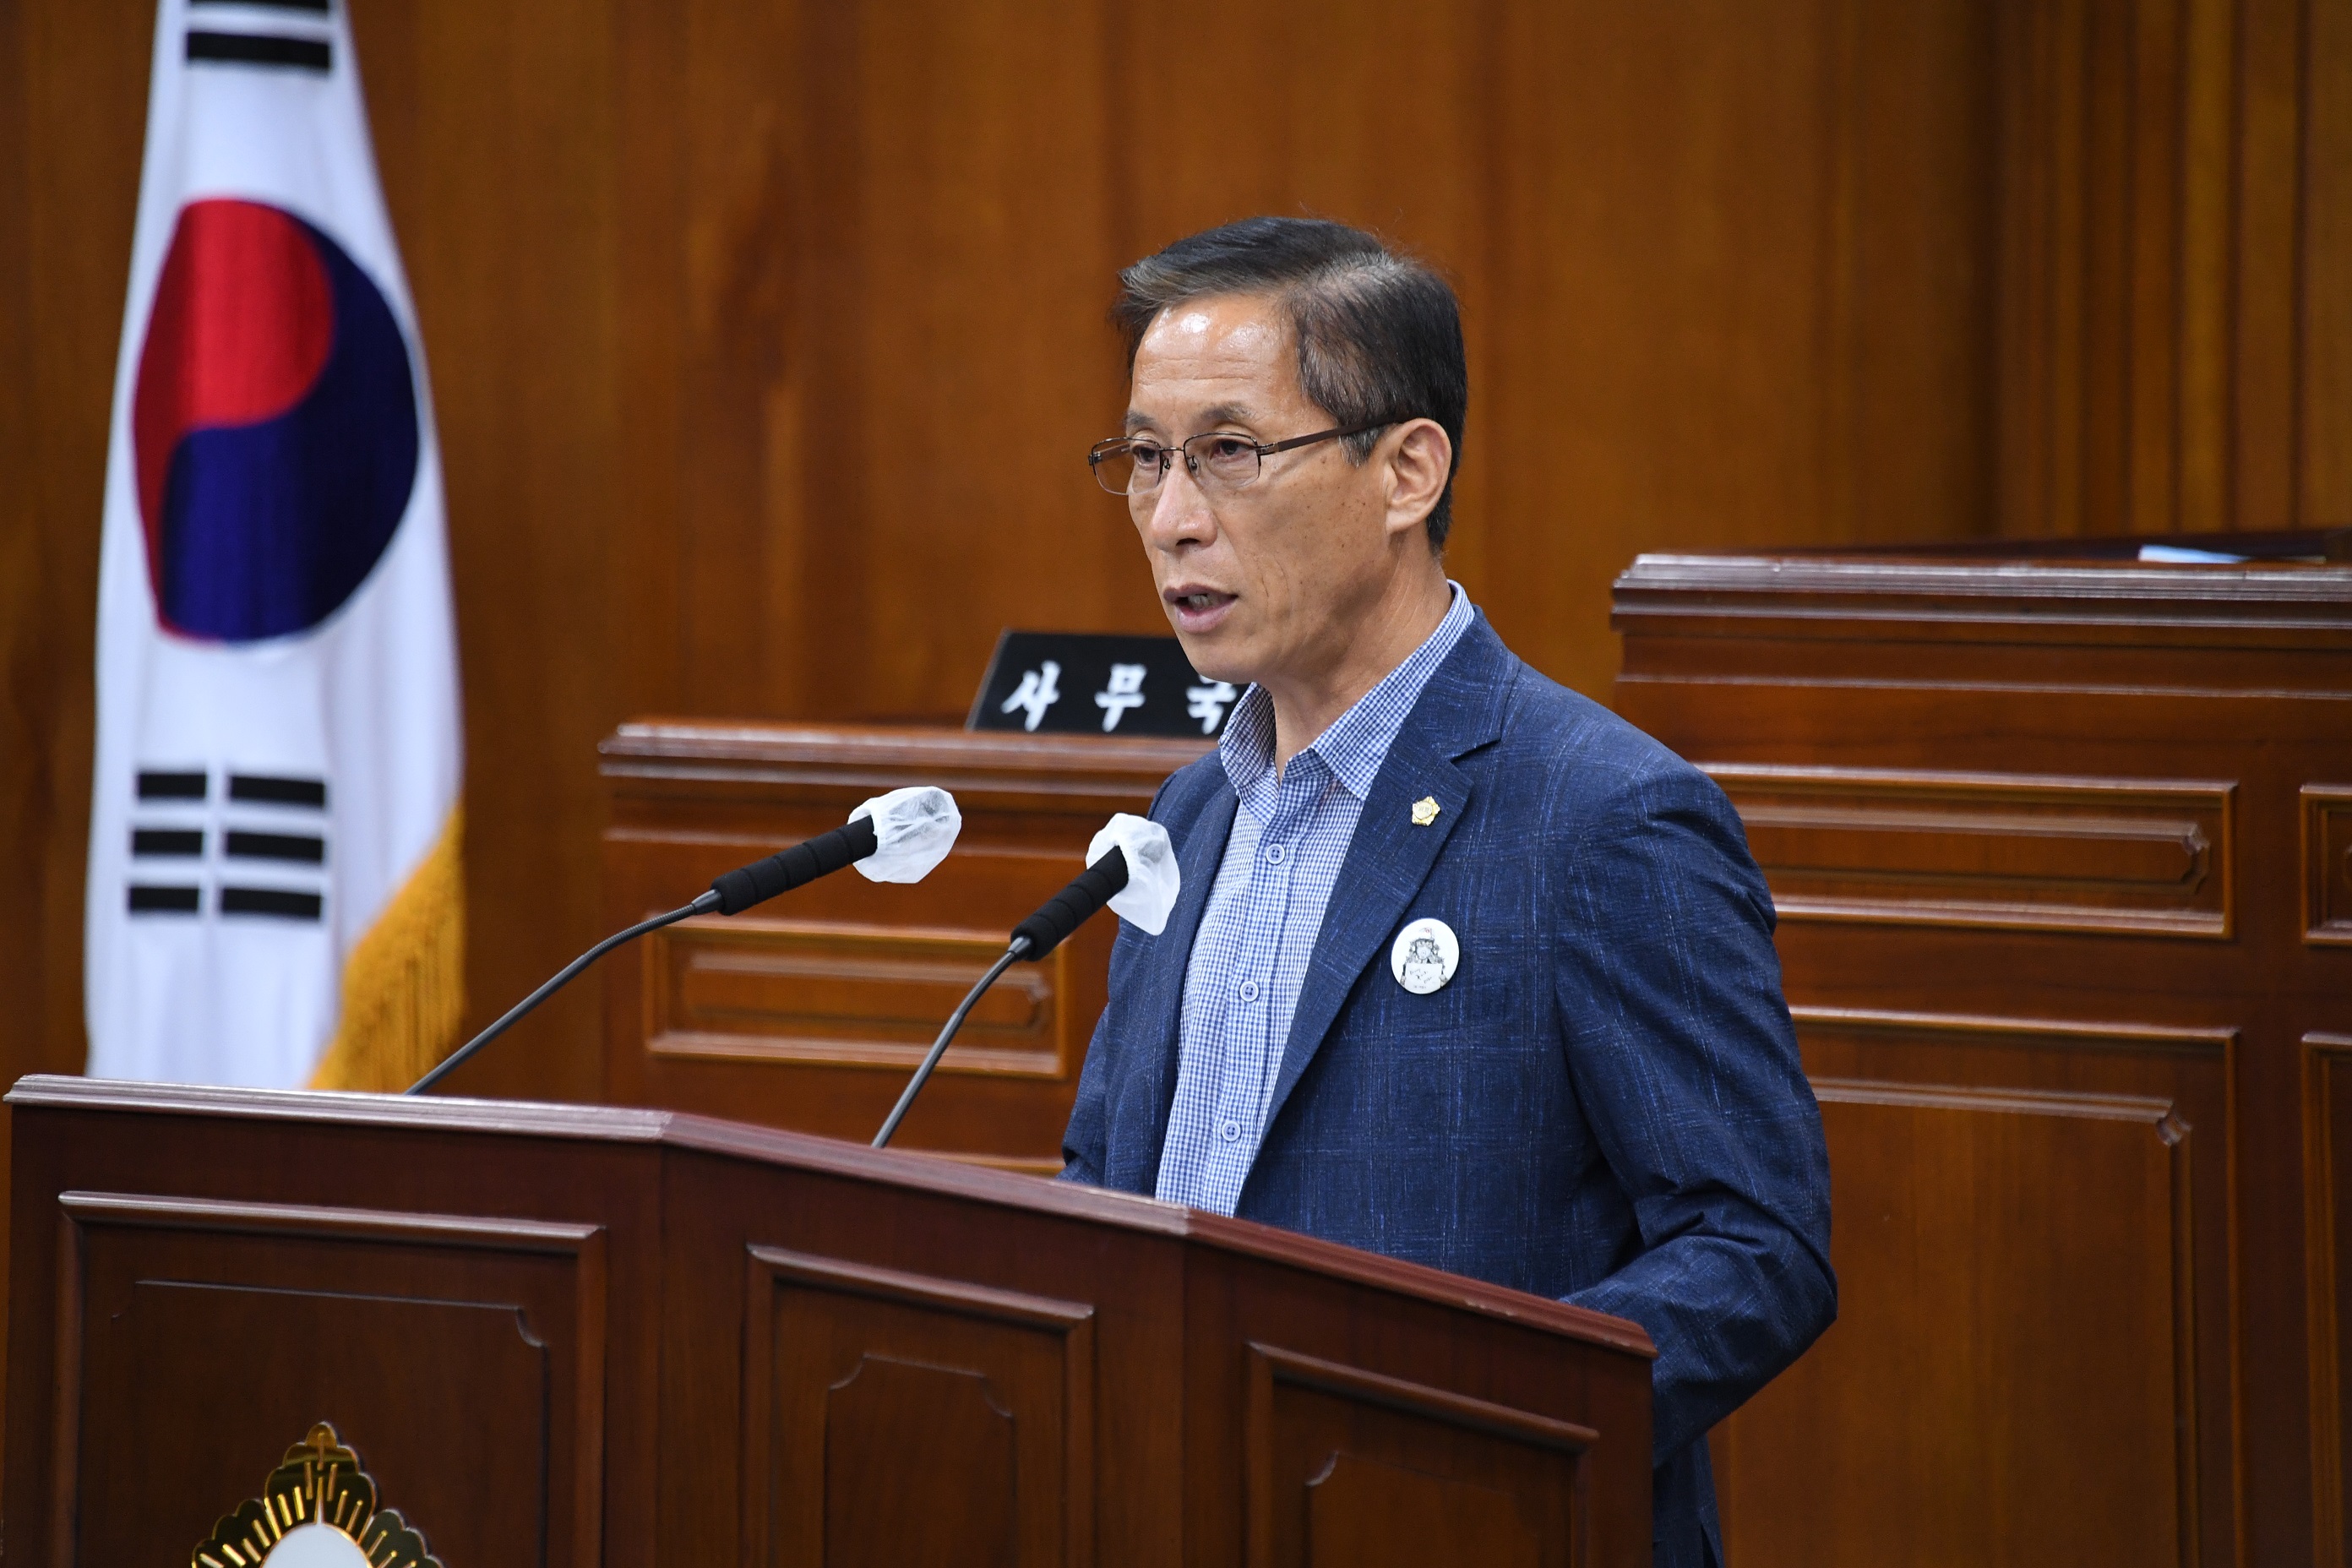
[1410,795,1440,827]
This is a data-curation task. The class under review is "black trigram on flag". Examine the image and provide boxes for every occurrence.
[128,767,329,922]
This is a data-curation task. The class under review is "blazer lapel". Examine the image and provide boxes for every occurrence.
[1258,619,1516,1135]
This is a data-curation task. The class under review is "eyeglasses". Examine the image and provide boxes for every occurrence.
[1086,422,1388,498]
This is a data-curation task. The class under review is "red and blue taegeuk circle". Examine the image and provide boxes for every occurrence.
[131,198,418,643]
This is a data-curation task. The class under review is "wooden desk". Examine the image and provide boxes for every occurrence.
[599,721,1207,1171]
[3,1075,1654,1565]
[1613,546,2352,1568]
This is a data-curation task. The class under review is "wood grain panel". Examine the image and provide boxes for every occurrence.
[2308,788,2352,945]
[743,1246,1095,1568]
[2308,0,2352,534]
[54,1192,607,1567]
[1244,1343,1590,1568]
[1725,1077,2192,1566]
[601,723,1200,1163]
[351,0,632,1104]
[1993,0,2312,536]
[1707,764,2234,937]
[1709,1009,2233,1568]
[645,917,1069,1076]
[2304,1033,2352,1566]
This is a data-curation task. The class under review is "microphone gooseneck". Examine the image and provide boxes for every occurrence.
[874,846,1135,1148]
[406,889,721,1095]
[409,788,958,1097]
[871,934,1031,1149]
[710,814,879,915]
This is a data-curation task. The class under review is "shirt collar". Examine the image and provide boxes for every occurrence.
[1217,581,1475,802]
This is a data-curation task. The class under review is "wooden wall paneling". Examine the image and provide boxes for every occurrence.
[1484,0,1999,699]
[2309,787,2352,945]
[0,0,150,1081]
[1711,765,2235,937]
[1615,554,2352,1564]
[0,0,157,1495]
[1713,1010,2230,1567]
[2306,0,2352,532]
[1108,0,1503,596]
[2230,0,2311,532]
[1991,0,2320,536]
[632,0,1143,731]
[350,1,633,1102]
[599,723,1205,1165]
[2303,1032,2352,1565]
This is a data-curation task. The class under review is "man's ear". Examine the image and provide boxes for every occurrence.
[1381,419,1453,542]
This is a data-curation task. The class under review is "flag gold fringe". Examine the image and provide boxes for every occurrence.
[309,805,466,1092]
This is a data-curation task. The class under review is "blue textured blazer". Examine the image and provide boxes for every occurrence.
[1060,613,1835,1568]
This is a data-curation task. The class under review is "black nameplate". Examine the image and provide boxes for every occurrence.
[967,631,1239,740]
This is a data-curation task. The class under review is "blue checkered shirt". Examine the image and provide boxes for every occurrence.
[1154,583,1475,1212]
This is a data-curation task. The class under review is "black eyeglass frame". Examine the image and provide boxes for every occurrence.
[1086,420,1391,497]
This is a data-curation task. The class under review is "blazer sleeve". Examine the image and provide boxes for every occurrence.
[1059,773,1179,1187]
[1058,990,1117,1184]
[1550,761,1838,1460]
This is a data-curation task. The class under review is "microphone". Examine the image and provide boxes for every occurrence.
[874,814,1177,1148]
[407,787,961,1095]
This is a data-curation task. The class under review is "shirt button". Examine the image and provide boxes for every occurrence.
[1263,843,1287,866]
[1238,978,1260,1002]
[1219,1119,1242,1142]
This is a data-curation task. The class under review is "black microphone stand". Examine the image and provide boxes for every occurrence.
[872,844,1131,1149]
[870,934,1030,1148]
[406,890,720,1095]
[406,813,886,1096]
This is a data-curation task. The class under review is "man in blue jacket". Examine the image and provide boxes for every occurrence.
[1059,215,1835,1568]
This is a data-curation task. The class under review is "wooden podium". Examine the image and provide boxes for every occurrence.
[3,1074,1654,1565]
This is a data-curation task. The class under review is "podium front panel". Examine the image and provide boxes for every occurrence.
[5,1079,1656,1567]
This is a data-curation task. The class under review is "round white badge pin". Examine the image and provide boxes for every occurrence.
[1390,917,1459,995]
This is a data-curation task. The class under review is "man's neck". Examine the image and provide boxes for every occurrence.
[1265,569,1453,771]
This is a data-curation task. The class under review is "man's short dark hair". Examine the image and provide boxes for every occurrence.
[1111,217,1467,549]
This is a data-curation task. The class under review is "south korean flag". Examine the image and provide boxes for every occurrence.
[84,0,464,1089]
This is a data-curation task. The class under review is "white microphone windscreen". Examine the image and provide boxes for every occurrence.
[850,787,962,883]
[1086,813,1179,934]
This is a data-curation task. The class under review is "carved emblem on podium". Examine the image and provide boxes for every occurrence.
[192,1423,442,1568]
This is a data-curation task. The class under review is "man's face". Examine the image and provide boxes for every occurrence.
[1123,292,1403,689]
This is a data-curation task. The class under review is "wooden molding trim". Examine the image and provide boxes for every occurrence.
[55,1191,607,1251]
[1614,553,2352,623]
[1791,1004,2238,1057]
[600,720,1206,808]
[744,1245,1096,1332]
[1809,1075,2186,1134]
[2305,788,2352,945]
[2303,1034,2352,1568]
[1707,764,2235,939]
[642,915,1070,1078]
